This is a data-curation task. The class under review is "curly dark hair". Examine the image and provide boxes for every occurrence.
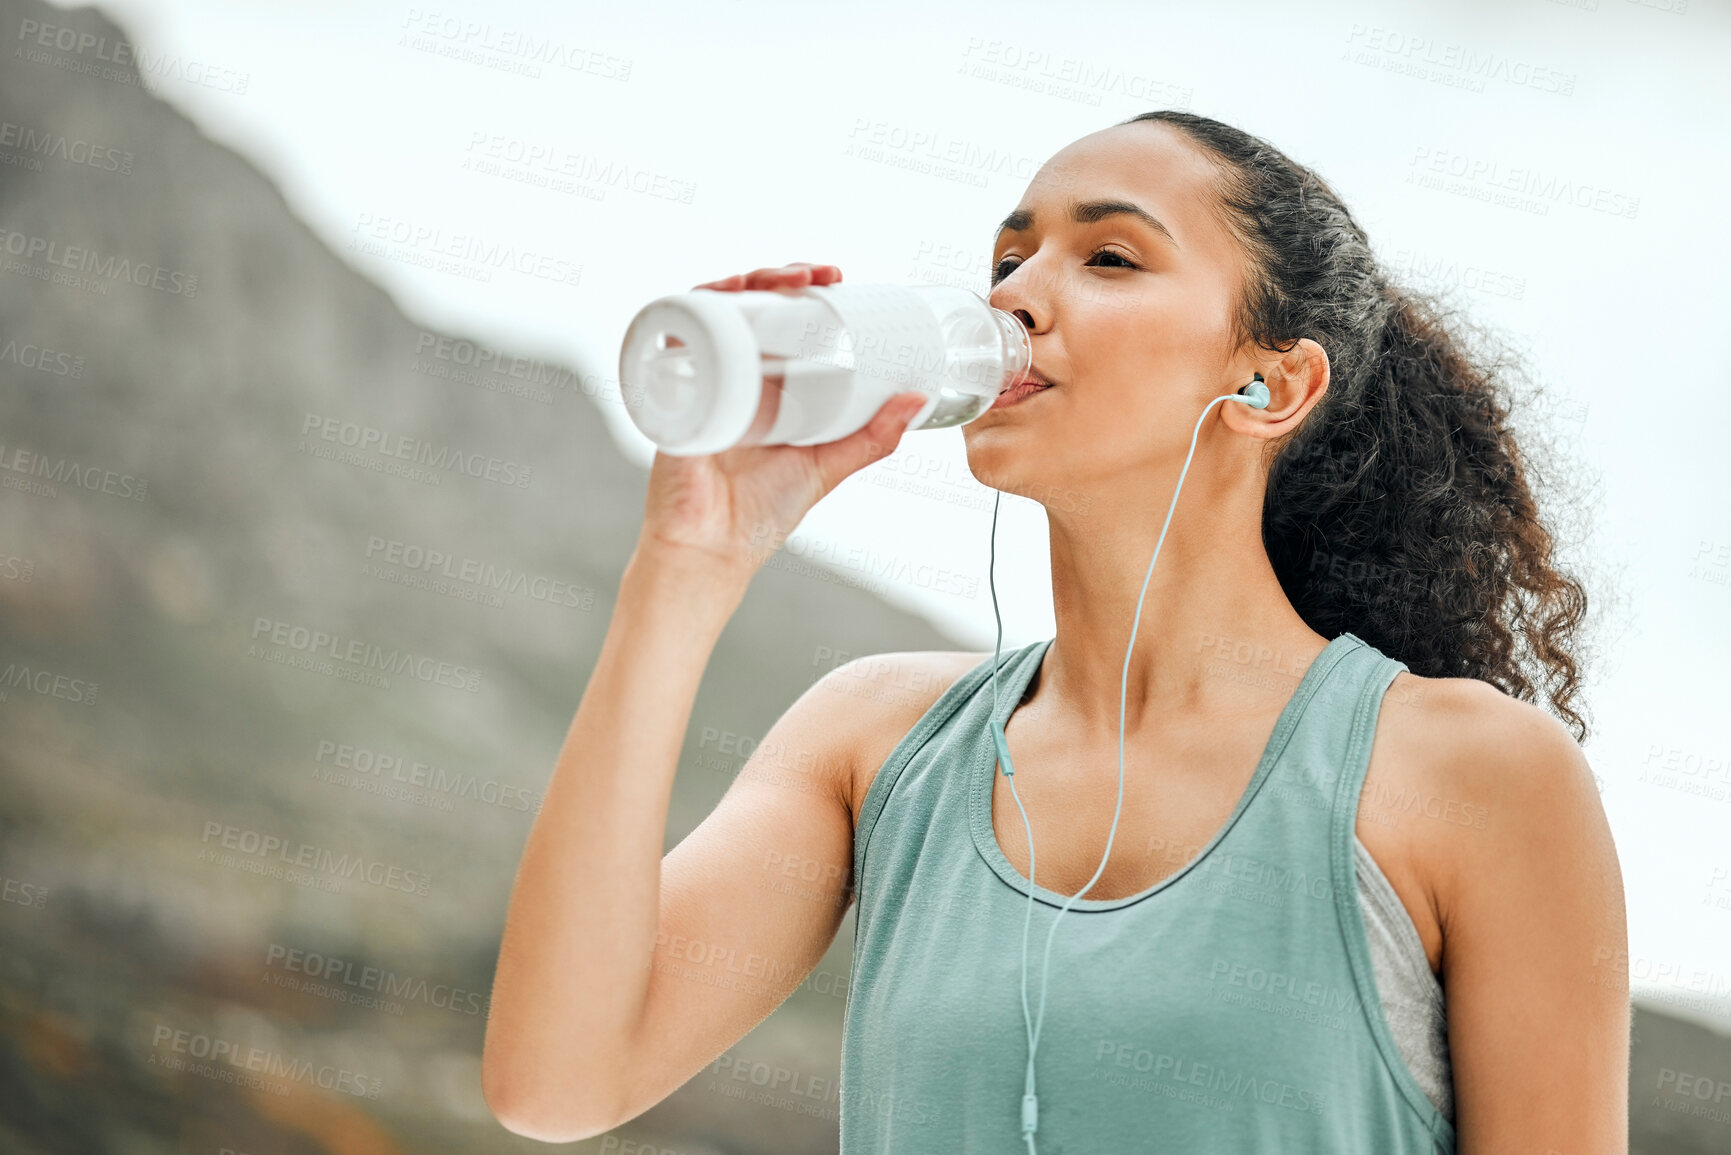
[1121,110,1596,742]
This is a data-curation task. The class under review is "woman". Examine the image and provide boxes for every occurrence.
[481,111,1628,1153]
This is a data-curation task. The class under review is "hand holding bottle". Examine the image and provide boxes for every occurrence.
[619,265,1029,456]
[636,263,930,576]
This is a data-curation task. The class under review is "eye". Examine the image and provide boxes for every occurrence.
[1087,248,1138,270]
[990,247,1141,285]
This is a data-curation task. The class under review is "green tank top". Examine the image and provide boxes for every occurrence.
[839,631,1456,1154]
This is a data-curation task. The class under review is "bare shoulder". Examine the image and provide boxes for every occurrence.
[1429,672,1608,857]
[1368,669,1618,961]
[806,650,996,826]
[1373,676,1627,1146]
[1380,670,1599,816]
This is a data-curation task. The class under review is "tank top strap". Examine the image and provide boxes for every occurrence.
[1228,629,1409,835]
[1324,634,1449,1150]
[1325,631,1413,901]
[1312,631,1413,878]
[1179,632,1368,907]
[851,641,1032,912]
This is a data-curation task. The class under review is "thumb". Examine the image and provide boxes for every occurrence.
[862,392,927,463]
[810,392,927,491]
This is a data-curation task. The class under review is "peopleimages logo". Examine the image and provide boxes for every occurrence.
[348,213,582,287]
[397,9,633,81]
[199,821,432,896]
[299,412,534,489]
[0,227,198,295]
[462,131,695,203]
[0,661,98,705]
[15,18,250,93]
[0,119,132,173]
[264,942,489,1017]
[248,615,483,693]
[745,524,980,599]
[1092,1040,1327,1115]
[0,337,84,377]
[148,1022,380,1098]
[0,440,147,501]
[363,535,595,610]
[313,738,544,815]
[1406,146,1640,220]
[1206,956,1363,1028]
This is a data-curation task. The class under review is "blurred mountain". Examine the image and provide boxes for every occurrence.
[0,0,953,1151]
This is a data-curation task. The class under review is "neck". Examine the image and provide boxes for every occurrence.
[1032,452,1327,741]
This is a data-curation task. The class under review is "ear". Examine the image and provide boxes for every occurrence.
[1223,339,1330,439]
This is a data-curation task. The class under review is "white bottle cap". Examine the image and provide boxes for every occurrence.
[619,290,763,456]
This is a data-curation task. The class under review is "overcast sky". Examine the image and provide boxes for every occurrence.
[73,0,1731,1030]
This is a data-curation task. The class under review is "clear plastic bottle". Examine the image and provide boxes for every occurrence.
[617,283,1032,455]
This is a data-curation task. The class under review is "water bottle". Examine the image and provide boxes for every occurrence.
[617,283,1032,456]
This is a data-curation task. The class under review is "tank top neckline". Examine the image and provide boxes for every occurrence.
[969,631,1362,913]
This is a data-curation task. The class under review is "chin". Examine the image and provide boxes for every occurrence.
[961,427,1044,499]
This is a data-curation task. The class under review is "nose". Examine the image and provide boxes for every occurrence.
[988,272,1044,335]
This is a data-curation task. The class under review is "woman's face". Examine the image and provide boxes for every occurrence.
[965,121,1256,502]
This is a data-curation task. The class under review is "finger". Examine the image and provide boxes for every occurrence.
[692,272,747,291]
[695,265,838,292]
[744,265,814,290]
[781,263,842,284]
[809,392,926,493]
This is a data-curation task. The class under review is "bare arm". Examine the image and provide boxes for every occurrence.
[480,544,752,1140]
[480,261,931,1141]
[616,641,875,1124]
[1432,684,1630,1154]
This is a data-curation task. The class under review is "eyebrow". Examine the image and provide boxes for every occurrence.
[995,199,1179,248]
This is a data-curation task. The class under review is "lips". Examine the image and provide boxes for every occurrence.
[1002,367,1053,394]
[989,374,1053,410]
